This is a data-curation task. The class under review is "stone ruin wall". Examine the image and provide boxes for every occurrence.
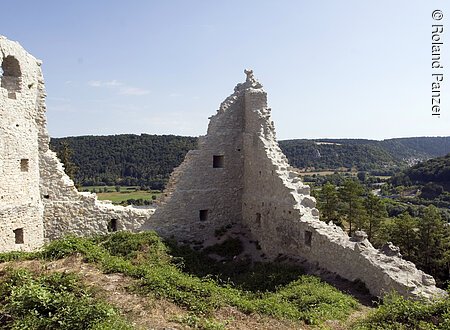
[238,78,442,299]
[0,37,44,251]
[0,35,445,300]
[148,71,445,299]
[39,151,153,241]
[0,36,154,251]
[146,85,246,241]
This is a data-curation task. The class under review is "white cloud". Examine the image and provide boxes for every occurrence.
[119,87,150,96]
[87,79,149,96]
[104,80,123,87]
[88,80,102,87]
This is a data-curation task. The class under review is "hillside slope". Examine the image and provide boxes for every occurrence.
[280,137,450,170]
[0,232,361,329]
[390,153,450,192]
[2,232,449,329]
[51,134,197,187]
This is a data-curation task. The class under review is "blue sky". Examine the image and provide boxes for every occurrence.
[1,1,449,140]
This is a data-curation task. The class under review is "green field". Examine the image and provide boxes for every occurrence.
[81,186,161,204]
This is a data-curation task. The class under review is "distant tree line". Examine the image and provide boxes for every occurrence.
[51,134,197,190]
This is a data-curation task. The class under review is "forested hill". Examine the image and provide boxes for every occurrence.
[391,153,450,191]
[50,135,450,187]
[50,134,197,188]
[280,137,450,171]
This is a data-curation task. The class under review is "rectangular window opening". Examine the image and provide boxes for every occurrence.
[213,155,224,168]
[14,228,24,244]
[108,219,118,232]
[20,159,29,172]
[255,213,261,227]
[305,230,312,247]
[199,209,208,221]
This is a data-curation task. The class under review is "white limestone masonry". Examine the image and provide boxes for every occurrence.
[0,36,44,251]
[0,36,444,300]
[0,36,154,250]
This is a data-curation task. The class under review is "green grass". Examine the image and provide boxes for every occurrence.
[96,191,160,204]
[3,234,449,329]
[81,186,161,204]
[0,268,132,329]
[82,186,140,192]
[353,293,450,330]
[0,232,359,327]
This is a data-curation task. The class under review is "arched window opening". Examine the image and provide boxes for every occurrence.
[1,56,22,98]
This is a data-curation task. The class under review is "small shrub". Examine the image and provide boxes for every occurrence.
[0,250,37,263]
[354,293,450,329]
[0,268,132,329]
[172,313,227,330]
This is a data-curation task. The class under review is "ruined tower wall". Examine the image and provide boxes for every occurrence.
[146,93,245,241]
[0,36,154,249]
[241,87,318,257]
[148,72,443,299]
[0,37,44,251]
[239,76,442,299]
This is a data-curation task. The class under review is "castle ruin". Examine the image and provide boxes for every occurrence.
[0,35,444,300]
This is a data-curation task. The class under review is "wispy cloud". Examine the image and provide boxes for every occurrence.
[87,80,149,96]
[88,80,103,87]
[120,87,150,96]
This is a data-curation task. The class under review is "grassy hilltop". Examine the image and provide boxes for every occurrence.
[1,232,450,329]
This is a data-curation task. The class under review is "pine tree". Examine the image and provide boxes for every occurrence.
[339,179,366,236]
[418,205,446,276]
[390,212,419,260]
[363,193,387,242]
[318,182,340,225]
